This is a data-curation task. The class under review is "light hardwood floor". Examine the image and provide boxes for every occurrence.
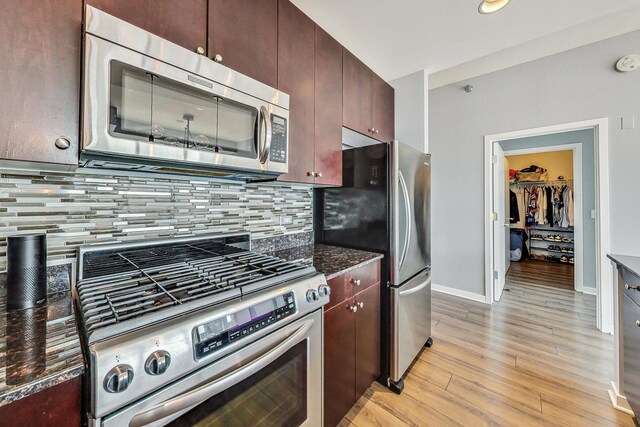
[339,277,633,426]
[507,259,575,290]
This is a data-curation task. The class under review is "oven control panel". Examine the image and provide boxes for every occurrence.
[269,115,287,164]
[193,291,296,359]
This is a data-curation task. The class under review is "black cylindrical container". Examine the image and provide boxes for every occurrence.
[7,234,47,311]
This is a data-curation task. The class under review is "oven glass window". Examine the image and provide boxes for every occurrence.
[109,61,258,158]
[167,340,307,427]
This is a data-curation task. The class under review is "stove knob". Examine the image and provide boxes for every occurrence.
[306,289,319,303]
[318,284,331,298]
[104,364,134,393]
[145,350,171,376]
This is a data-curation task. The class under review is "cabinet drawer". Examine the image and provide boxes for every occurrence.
[324,260,381,311]
[623,269,640,307]
[344,261,380,295]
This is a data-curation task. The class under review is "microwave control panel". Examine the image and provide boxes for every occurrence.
[269,115,287,164]
[193,291,296,360]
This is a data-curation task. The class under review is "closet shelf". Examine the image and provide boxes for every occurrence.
[511,179,573,186]
[530,238,574,245]
[530,247,574,254]
[528,227,574,233]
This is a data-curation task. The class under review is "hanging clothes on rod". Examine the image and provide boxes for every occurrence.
[511,180,574,228]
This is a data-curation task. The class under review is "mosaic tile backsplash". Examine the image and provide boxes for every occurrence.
[0,169,313,271]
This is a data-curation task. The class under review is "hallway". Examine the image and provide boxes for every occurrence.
[340,279,632,426]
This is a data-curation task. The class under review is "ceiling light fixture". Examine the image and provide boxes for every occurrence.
[478,0,511,14]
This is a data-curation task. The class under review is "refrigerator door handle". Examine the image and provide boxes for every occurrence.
[398,171,412,270]
[399,277,430,297]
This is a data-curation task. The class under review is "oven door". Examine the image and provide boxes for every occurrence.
[82,34,289,175]
[99,309,322,427]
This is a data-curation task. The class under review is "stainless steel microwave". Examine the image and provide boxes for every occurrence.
[81,6,289,181]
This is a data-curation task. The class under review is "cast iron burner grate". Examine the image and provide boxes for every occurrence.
[75,241,314,344]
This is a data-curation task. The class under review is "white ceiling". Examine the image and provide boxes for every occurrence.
[292,0,640,86]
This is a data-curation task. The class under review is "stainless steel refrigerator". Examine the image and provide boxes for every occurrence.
[317,139,431,394]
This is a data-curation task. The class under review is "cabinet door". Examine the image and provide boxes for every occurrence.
[324,298,357,427]
[342,49,373,137]
[208,0,278,87]
[373,75,395,142]
[277,0,315,184]
[86,0,207,52]
[355,282,381,400]
[0,376,82,426]
[313,26,342,187]
[0,0,81,165]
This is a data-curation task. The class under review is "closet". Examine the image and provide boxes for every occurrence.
[511,180,574,265]
[507,150,575,277]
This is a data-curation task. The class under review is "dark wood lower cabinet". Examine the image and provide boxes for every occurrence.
[324,298,356,427]
[324,261,381,427]
[0,376,82,426]
[355,283,381,399]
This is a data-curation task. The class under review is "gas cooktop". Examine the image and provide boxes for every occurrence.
[75,234,315,344]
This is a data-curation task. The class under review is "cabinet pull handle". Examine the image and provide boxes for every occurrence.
[54,138,71,150]
[636,320,640,327]
[307,171,315,177]
[213,54,223,63]
[315,172,323,178]
[626,284,640,291]
[195,47,205,55]
[350,278,361,286]
[375,129,379,134]
[347,304,358,313]
[357,301,364,309]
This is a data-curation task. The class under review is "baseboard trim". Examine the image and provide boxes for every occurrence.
[609,381,634,415]
[432,284,490,304]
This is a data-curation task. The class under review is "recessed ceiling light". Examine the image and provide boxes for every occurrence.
[478,0,511,14]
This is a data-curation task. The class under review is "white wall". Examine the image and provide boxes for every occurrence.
[429,30,640,296]
[390,70,429,153]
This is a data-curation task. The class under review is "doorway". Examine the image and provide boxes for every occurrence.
[484,118,612,333]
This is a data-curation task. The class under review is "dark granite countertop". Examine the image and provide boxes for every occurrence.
[608,254,640,280]
[269,244,384,280]
[0,291,84,406]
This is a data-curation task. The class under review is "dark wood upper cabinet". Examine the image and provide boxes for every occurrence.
[277,0,315,184]
[324,297,356,427]
[313,26,342,187]
[342,49,374,137]
[0,0,81,166]
[355,283,382,399]
[86,0,207,52]
[343,48,394,142]
[208,0,278,87]
[373,75,395,142]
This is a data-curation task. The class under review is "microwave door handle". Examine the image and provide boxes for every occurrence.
[259,106,272,164]
[128,318,315,427]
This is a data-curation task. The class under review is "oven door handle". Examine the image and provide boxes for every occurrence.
[259,105,272,164]
[128,318,315,427]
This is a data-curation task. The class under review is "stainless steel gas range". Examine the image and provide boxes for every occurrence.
[74,234,329,426]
